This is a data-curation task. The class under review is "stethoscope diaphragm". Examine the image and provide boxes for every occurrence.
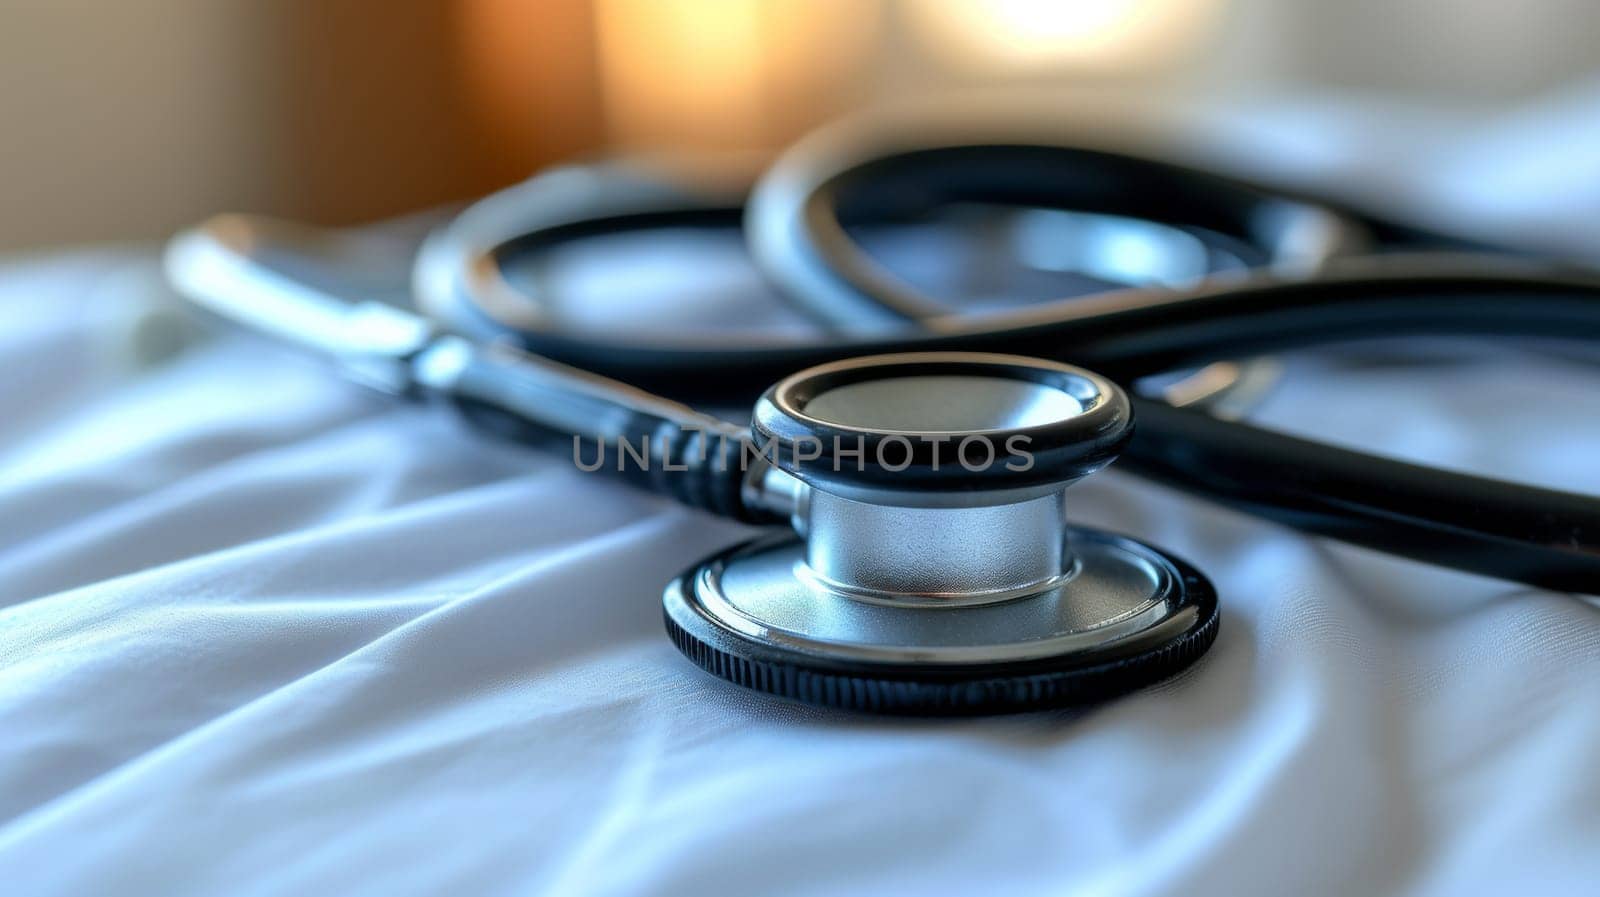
[664,528,1218,714]
[662,352,1220,713]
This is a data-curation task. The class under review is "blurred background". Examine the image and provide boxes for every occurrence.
[3,0,1599,251]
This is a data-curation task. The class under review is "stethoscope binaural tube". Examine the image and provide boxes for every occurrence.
[173,145,1600,601]
[164,149,1600,713]
[424,151,1600,593]
[165,219,786,526]
[744,135,1365,331]
[166,221,1228,713]
[734,129,1600,593]
[735,131,1600,593]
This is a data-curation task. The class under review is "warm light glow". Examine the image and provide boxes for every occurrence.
[905,0,1224,72]
[595,0,875,150]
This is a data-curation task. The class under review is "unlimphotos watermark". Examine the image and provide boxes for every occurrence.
[573,431,1034,474]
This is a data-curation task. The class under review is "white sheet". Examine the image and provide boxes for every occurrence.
[2,96,1599,896]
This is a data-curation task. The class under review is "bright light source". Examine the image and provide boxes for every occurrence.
[595,0,876,149]
[905,0,1224,72]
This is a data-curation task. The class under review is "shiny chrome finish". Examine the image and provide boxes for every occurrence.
[694,351,1201,670]
[752,353,1128,609]
[741,464,807,529]
[1155,357,1284,420]
[801,490,1072,606]
[673,529,1191,665]
[165,219,438,395]
[803,374,1085,433]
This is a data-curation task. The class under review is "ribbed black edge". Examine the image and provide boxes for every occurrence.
[662,551,1219,716]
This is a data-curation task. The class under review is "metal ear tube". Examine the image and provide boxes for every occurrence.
[663,353,1220,715]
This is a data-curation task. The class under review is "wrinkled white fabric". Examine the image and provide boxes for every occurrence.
[3,96,1600,896]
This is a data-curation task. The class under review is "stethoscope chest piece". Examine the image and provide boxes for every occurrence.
[663,353,1220,715]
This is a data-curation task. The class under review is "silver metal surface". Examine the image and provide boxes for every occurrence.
[803,490,1071,605]
[1156,357,1284,420]
[165,217,436,395]
[775,358,1108,600]
[742,465,808,529]
[804,374,1084,433]
[682,531,1184,664]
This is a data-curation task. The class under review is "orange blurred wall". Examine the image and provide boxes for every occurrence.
[0,0,605,250]
[6,0,1599,251]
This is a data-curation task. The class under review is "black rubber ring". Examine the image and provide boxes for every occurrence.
[752,351,1134,492]
[662,536,1220,716]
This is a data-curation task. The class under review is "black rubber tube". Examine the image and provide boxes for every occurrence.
[439,156,1600,595]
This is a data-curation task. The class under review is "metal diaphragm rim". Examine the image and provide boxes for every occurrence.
[661,528,1219,714]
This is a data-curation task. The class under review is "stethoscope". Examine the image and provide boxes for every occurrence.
[165,116,1600,715]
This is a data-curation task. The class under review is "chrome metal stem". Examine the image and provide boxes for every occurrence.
[801,488,1072,605]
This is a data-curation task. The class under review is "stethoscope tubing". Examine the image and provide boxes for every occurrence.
[414,150,1600,594]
